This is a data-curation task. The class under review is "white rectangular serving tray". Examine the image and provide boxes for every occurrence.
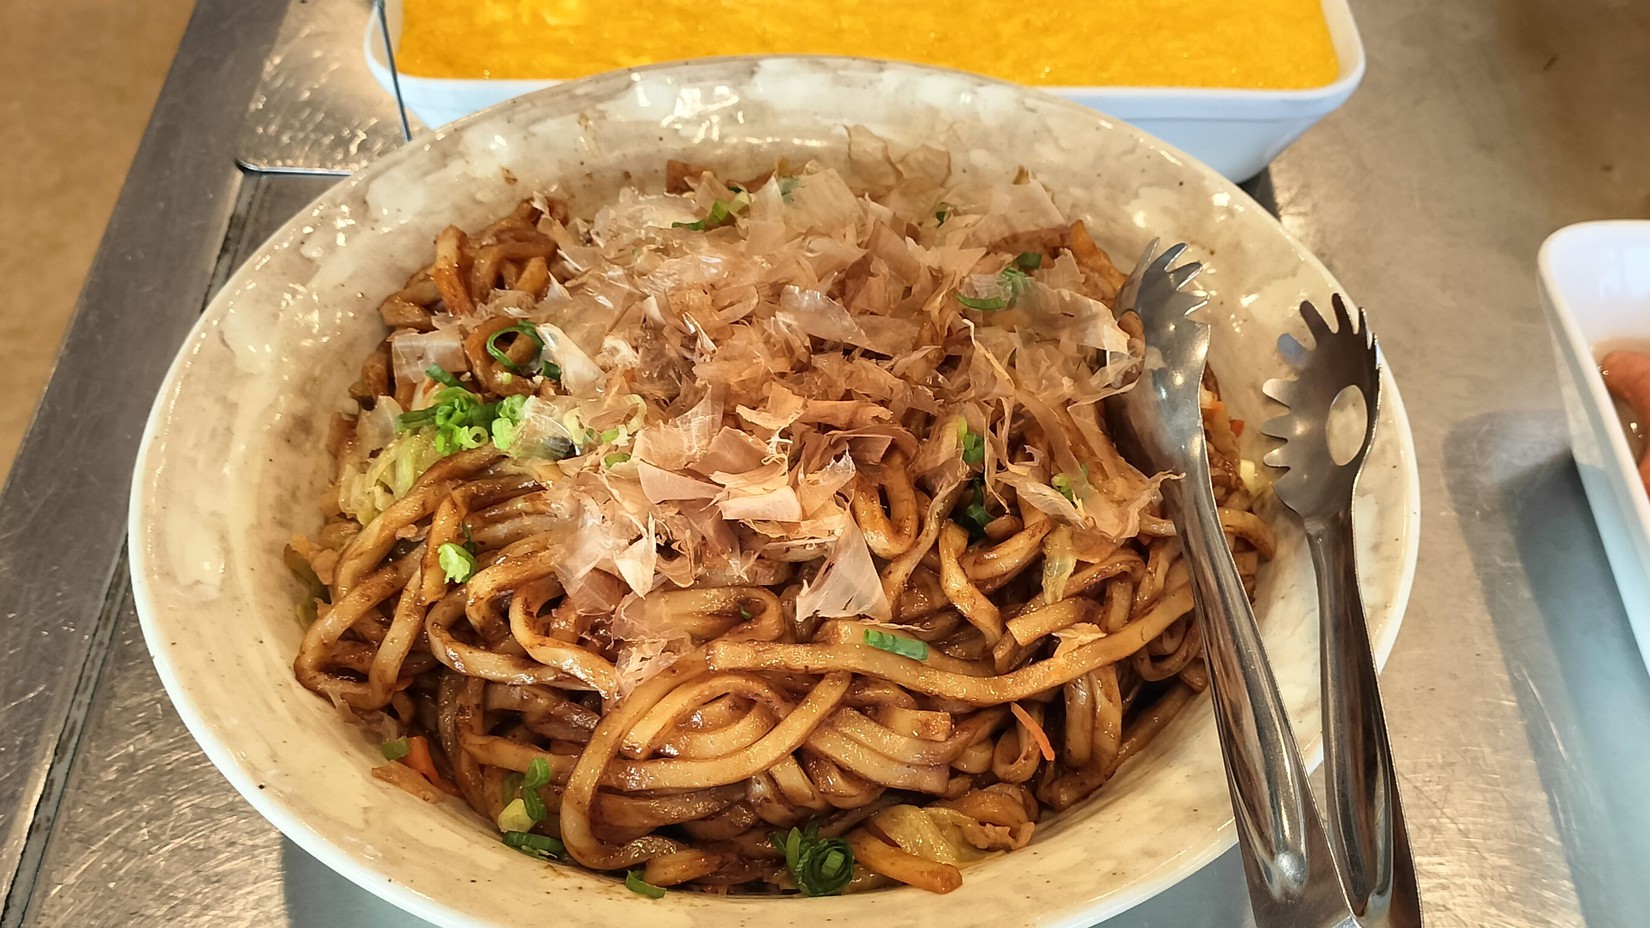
[1539,220,1650,671]
[363,0,1365,181]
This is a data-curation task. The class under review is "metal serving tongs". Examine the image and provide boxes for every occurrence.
[1103,243,1412,928]
[1261,297,1423,928]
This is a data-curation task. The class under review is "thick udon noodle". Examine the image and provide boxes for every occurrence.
[289,147,1271,895]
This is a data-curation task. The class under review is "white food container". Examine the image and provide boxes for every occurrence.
[363,0,1365,182]
[1539,221,1650,671]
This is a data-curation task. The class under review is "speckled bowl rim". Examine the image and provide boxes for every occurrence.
[129,55,1420,928]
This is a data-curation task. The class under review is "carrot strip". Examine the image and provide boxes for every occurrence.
[1009,703,1055,762]
[403,735,461,796]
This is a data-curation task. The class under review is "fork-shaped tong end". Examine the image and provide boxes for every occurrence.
[1262,296,1423,928]
[1107,245,1357,928]
[1112,241,1213,464]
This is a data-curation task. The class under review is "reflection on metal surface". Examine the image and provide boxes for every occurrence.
[0,563,124,928]
[8,177,335,928]
[0,0,283,917]
[18,595,290,926]
[237,0,423,174]
[1441,414,1650,925]
[21,597,437,926]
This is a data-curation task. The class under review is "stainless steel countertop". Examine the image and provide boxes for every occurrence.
[237,0,421,173]
[3,0,1649,925]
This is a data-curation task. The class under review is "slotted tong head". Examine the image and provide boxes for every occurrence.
[1105,243,1421,928]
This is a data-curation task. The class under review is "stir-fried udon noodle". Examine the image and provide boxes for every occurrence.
[288,138,1271,897]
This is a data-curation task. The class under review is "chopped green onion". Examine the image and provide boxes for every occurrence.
[672,190,750,232]
[775,829,799,868]
[1052,473,1077,504]
[956,293,1008,311]
[562,410,600,454]
[815,846,852,892]
[491,394,528,451]
[999,265,1032,299]
[603,452,631,467]
[505,756,551,822]
[425,365,463,388]
[933,201,955,225]
[497,372,513,385]
[960,430,985,467]
[497,799,535,834]
[954,477,993,538]
[501,772,524,805]
[957,265,1035,312]
[395,405,441,429]
[738,604,753,621]
[864,628,928,661]
[522,756,552,791]
[521,783,548,823]
[775,827,798,862]
[441,423,489,454]
[398,385,524,457]
[960,500,993,534]
[438,543,477,583]
[503,830,565,860]
[625,869,666,898]
[600,427,623,443]
[380,738,410,761]
[1015,252,1043,269]
[485,324,546,374]
[542,359,562,381]
[771,823,855,896]
[430,385,479,414]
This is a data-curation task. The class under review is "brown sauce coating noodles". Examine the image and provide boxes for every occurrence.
[288,152,1273,895]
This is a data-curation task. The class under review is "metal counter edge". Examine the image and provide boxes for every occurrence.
[0,0,286,915]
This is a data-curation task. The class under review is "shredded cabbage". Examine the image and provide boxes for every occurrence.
[871,806,1001,868]
[337,428,442,525]
[1039,525,1077,603]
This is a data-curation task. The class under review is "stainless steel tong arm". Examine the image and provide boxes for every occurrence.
[1108,244,1358,928]
[1161,428,1355,928]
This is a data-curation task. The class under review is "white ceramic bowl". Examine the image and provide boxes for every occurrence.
[130,58,1418,928]
[1539,221,1650,671]
[363,1,1365,182]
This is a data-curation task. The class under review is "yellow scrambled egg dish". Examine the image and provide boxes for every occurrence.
[397,0,1339,90]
